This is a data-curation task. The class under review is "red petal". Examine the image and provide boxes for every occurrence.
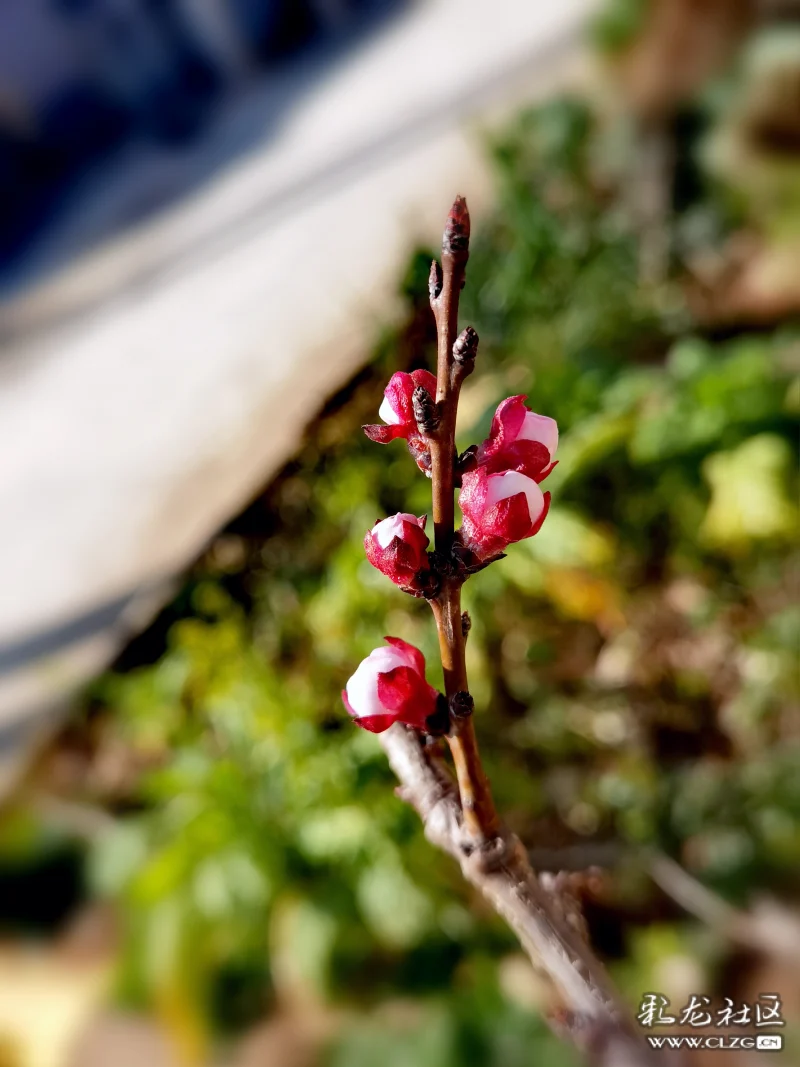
[476,395,528,467]
[383,372,416,425]
[535,460,557,484]
[383,637,426,676]
[363,423,407,444]
[400,518,430,555]
[491,395,528,445]
[378,669,437,729]
[407,435,432,473]
[401,679,439,729]
[410,368,438,398]
[491,491,535,543]
[482,439,551,480]
[528,490,551,537]
[364,530,379,567]
[353,713,400,734]
[388,539,421,584]
[458,468,490,526]
[377,666,418,711]
[364,528,428,587]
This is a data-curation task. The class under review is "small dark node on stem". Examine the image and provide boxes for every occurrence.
[450,538,504,579]
[449,691,474,721]
[456,445,478,476]
[449,536,471,570]
[463,834,518,875]
[412,386,440,436]
[461,611,471,639]
[428,259,442,303]
[428,549,458,581]
[413,566,440,601]
[452,325,479,365]
[442,194,471,256]
[464,551,506,576]
[424,693,451,737]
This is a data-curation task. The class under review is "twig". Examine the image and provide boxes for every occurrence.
[650,852,800,964]
[533,843,800,966]
[427,196,500,844]
[379,724,669,1066]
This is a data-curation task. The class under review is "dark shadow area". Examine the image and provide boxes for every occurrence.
[0,0,409,288]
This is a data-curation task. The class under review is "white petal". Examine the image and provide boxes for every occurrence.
[369,646,407,673]
[517,412,559,458]
[485,471,545,523]
[379,395,403,425]
[345,647,407,717]
[372,513,421,549]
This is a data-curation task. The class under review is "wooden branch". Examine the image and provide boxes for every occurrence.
[379,724,669,1067]
[651,852,800,964]
[427,197,500,844]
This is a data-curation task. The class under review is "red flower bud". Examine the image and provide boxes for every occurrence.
[362,370,438,472]
[364,513,430,591]
[342,637,440,733]
[459,468,550,560]
[476,395,558,482]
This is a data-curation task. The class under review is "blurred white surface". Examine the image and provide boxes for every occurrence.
[0,0,594,762]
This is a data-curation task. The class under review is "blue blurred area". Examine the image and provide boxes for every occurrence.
[0,0,407,267]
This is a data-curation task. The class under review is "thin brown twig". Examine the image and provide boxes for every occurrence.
[427,196,500,843]
[379,724,670,1067]
[650,851,800,964]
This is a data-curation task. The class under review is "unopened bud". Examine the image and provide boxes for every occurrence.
[449,691,474,719]
[442,195,470,257]
[428,259,442,302]
[453,326,479,365]
[413,385,439,435]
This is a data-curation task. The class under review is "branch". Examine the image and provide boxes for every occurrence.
[379,724,670,1067]
[427,197,500,843]
[650,852,800,964]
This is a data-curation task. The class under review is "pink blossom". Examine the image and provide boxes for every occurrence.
[459,468,550,560]
[475,395,558,482]
[342,637,440,733]
[362,370,438,472]
[364,513,430,591]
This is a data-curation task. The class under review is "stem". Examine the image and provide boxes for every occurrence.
[378,724,667,1066]
[428,197,500,843]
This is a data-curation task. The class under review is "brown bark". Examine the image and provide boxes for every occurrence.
[379,723,670,1066]
[427,196,500,844]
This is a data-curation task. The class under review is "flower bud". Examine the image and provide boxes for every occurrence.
[459,468,550,560]
[362,370,438,472]
[476,395,558,482]
[364,513,430,591]
[342,637,440,733]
